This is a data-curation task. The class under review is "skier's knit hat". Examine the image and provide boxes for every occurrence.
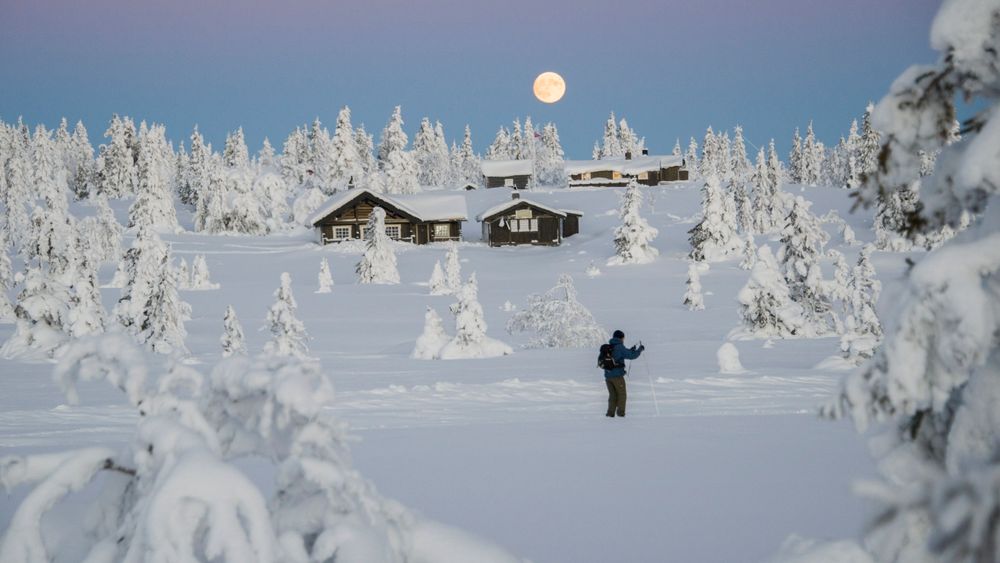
[613,329,625,339]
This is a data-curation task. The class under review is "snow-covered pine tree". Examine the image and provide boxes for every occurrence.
[330,106,363,188]
[838,249,882,363]
[3,131,33,246]
[443,242,462,293]
[788,127,803,184]
[874,181,920,251]
[137,248,191,355]
[591,141,601,161]
[280,126,309,188]
[97,115,138,198]
[223,127,250,169]
[68,121,95,199]
[439,272,512,359]
[857,103,880,179]
[257,137,276,168]
[618,117,638,157]
[522,117,538,164]
[377,106,408,168]
[507,118,525,160]
[486,127,511,161]
[683,263,706,311]
[413,117,442,187]
[317,257,333,293]
[190,254,219,290]
[536,122,566,186]
[800,122,822,186]
[411,306,451,359]
[599,112,621,158]
[0,263,73,359]
[354,122,377,176]
[309,120,339,194]
[174,256,190,289]
[221,304,247,357]
[699,127,717,178]
[778,195,832,333]
[685,137,699,175]
[673,139,682,156]
[506,274,605,348]
[739,233,756,270]
[182,126,210,205]
[0,228,15,321]
[736,245,806,338]
[128,124,178,231]
[382,148,419,194]
[428,260,449,295]
[454,125,481,187]
[263,272,310,358]
[730,125,751,181]
[688,174,740,262]
[66,235,106,338]
[356,207,400,284]
[114,226,167,333]
[608,179,659,265]
[193,154,227,233]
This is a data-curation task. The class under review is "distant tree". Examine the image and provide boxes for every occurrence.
[730,125,751,181]
[486,127,511,160]
[685,137,699,174]
[413,117,449,187]
[857,103,880,177]
[688,174,740,262]
[788,127,803,183]
[599,112,621,158]
[699,127,717,178]
[777,196,832,334]
[609,179,659,265]
[438,273,512,359]
[377,106,408,167]
[354,123,377,176]
[66,236,106,338]
[330,106,363,187]
[190,254,219,290]
[128,124,178,231]
[317,257,333,294]
[536,122,566,186]
[736,245,806,338]
[452,125,481,187]
[223,127,250,169]
[428,260,449,295]
[221,304,247,357]
[97,115,138,198]
[263,272,310,358]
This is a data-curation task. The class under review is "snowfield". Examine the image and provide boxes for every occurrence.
[1,181,901,562]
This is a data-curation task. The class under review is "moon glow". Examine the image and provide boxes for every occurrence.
[533,72,566,104]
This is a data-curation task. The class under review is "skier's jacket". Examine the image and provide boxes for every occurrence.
[602,337,642,378]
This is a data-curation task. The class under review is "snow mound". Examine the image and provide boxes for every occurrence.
[717,342,746,374]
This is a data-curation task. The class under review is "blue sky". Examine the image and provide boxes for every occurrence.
[0,0,941,158]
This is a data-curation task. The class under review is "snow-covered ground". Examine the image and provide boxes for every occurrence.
[0,181,903,562]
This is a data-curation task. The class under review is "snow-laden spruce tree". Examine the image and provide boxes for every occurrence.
[739,233,757,270]
[751,148,779,233]
[263,272,310,358]
[413,117,450,187]
[330,105,364,187]
[0,228,16,321]
[428,260,449,295]
[96,115,137,198]
[221,304,247,357]
[486,127,511,160]
[317,257,334,293]
[377,105,408,167]
[66,240,106,338]
[411,306,451,360]
[778,195,833,333]
[114,226,167,334]
[128,124,178,232]
[383,149,420,194]
[689,174,741,262]
[821,3,1000,560]
[683,262,706,311]
[731,125,752,181]
[88,193,123,263]
[685,137,699,176]
[536,123,566,186]
[439,273,512,359]
[444,242,462,292]
[839,250,882,365]
[223,126,250,169]
[506,274,605,348]
[874,181,920,251]
[174,256,190,289]
[356,207,400,285]
[190,254,220,290]
[451,125,481,187]
[0,334,520,563]
[735,245,807,339]
[609,179,659,265]
[138,249,191,355]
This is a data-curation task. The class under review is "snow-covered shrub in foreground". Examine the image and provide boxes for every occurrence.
[506,274,604,348]
[0,334,521,563]
[438,273,512,360]
[734,245,807,339]
[411,306,450,360]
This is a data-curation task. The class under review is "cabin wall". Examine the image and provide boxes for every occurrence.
[563,215,580,237]
[485,175,532,189]
[484,209,562,247]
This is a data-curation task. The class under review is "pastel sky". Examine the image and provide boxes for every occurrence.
[1,0,941,158]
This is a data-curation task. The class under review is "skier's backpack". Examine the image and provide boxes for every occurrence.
[598,343,620,371]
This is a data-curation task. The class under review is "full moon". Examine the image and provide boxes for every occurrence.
[533,72,566,104]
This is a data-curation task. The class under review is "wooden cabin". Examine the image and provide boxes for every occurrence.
[565,153,688,187]
[310,189,467,245]
[477,193,583,247]
[481,159,533,189]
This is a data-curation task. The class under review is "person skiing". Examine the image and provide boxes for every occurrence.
[600,329,645,417]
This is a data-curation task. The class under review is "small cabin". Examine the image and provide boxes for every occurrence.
[482,159,533,189]
[310,189,467,245]
[477,193,583,247]
[565,154,688,187]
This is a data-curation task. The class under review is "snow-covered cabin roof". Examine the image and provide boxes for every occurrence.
[481,159,534,177]
[309,189,467,226]
[476,198,569,222]
[564,155,685,175]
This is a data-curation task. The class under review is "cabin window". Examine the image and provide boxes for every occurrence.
[509,219,538,233]
[332,226,351,240]
[582,172,591,180]
[385,224,401,239]
[638,172,649,180]
[434,223,451,239]
[504,178,514,187]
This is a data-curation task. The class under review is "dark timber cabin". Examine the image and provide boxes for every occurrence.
[310,189,468,245]
[477,192,583,247]
[565,151,689,187]
[481,159,533,189]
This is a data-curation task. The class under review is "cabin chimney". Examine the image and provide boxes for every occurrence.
[511,192,520,200]
[625,151,632,160]
[641,148,649,156]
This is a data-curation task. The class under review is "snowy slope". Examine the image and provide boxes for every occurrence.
[0,181,906,562]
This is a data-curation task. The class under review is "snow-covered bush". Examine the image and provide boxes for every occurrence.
[586,261,601,277]
[506,274,604,348]
[608,179,659,265]
[411,306,451,360]
[428,260,448,295]
[0,265,72,359]
[190,254,220,290]
[317,257,333,293]
[263,272,310,359]
[356,207,400,285]
[822,2,1000,560]
[717,342,745,374]
[683,263,705,311]
[0,334,520,562]
[443,243,462,293]
[439,273,512,359]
